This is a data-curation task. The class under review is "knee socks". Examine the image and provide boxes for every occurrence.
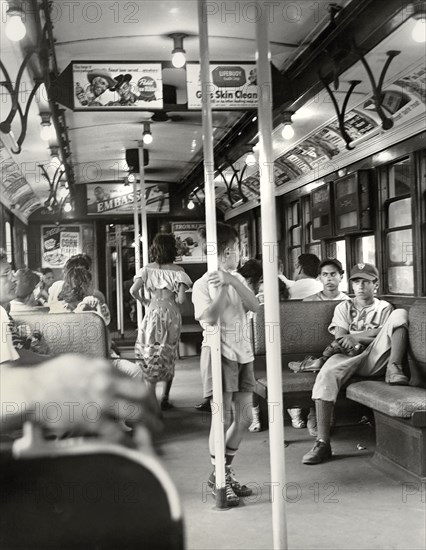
[315,399,334,443]
[211,446,238,467]
[388,326,408,365]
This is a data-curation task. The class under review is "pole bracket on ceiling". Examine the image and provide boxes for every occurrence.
[216,157,249,208]
[354,47,401,131]
[319,75,362,150]
[0,51,45,154]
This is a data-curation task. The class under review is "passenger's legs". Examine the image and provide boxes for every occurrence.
[161,378,174,410]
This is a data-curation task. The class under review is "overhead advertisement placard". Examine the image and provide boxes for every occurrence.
[86,182,169,215]
[72,62,163,109]
[186,62,259,109]
[41,225,81,268]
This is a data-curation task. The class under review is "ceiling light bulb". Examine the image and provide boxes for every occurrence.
[59,186,68,199]
[187,199,195,210]
[143,132,153,145]
[63,202,72,213]
[412,18,426,43]
[6,13,26,41]
[172,51,186,68]
[246,152,256,165]
[40,124,53,141]
[281,123,295,140]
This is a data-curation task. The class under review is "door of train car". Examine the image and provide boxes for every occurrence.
[105,224,138,338]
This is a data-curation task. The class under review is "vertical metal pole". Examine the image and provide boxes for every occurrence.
[256,2,288,548]
[139,142,149,267]
[198,0,227,509]
[115,225,124,336]
[133,179,143,325]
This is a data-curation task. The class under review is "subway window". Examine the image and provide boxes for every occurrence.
[302,197,322,259]
[382,158,414,294]
[354,235,376,265]
[287,201,301,274]
[5,222,13,263]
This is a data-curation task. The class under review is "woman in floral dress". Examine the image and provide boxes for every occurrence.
[130,233,192,411]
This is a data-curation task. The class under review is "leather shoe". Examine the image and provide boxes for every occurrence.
[194,400,211,412]
[302,440,332,465]
[385,362,409,386]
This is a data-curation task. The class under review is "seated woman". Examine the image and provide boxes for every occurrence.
[49,266,141,379]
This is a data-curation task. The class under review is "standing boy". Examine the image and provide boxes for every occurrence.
[302,263,409,465]
[192,223,260,506]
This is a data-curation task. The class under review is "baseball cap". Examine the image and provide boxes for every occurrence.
[349,263,379,281]
[319,258,343,274]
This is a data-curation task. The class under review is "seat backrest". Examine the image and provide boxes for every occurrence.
[407,298,426,387]
[0,434,185,550]
[252,300,337,356]
[11,312,109,358]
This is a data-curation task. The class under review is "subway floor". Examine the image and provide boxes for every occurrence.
[153,356,425,550]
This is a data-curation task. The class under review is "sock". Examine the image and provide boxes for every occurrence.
[225,446,238,466]
[315,399,334,443]
[388,326,408,366]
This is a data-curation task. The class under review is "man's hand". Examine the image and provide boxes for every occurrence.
[337,335,359,349]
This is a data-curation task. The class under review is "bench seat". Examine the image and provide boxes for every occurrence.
[347,381,426,421]
[347,381,426,481]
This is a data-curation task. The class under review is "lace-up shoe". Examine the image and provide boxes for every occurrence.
[302,440,332,465]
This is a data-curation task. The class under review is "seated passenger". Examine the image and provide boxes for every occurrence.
[291,259,350,437]
[279,253,322,300]
[48,254,110,323]
[50,266,111,323]
[302,263,409,465]
[34,267,54,305]
[9,268,41,313]
[49,266,141,380]
[236,259,289,432]
[0,255,49,364]
[284,253,322,429]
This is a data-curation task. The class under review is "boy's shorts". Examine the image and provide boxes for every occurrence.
[201,347,255,396]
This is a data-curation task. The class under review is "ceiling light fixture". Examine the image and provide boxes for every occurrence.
[63,202,72,213]
[169,33,188,68]
[49,145,62,169]
[5,3,26,42]
[40,112,54,141]
[187,199,195,210]
[245,149,256,165]
[281,111,295,140]
[142,122,153,145]
[412,8,426,42]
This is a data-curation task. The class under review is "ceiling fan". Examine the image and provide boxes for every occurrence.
[150,111,202,124]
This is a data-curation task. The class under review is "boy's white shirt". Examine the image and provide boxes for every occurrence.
[192,271,254,363]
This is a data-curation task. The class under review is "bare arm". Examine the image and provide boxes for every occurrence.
[130,278,149,306]
[209,270,260,314]
[334,326,378,348]
[175,283,187,305]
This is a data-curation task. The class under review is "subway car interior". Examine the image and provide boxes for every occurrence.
[0,1,425,549]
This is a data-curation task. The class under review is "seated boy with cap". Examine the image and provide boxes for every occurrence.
[301,262,409,465]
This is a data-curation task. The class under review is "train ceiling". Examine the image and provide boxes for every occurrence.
[0,1,425,222]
